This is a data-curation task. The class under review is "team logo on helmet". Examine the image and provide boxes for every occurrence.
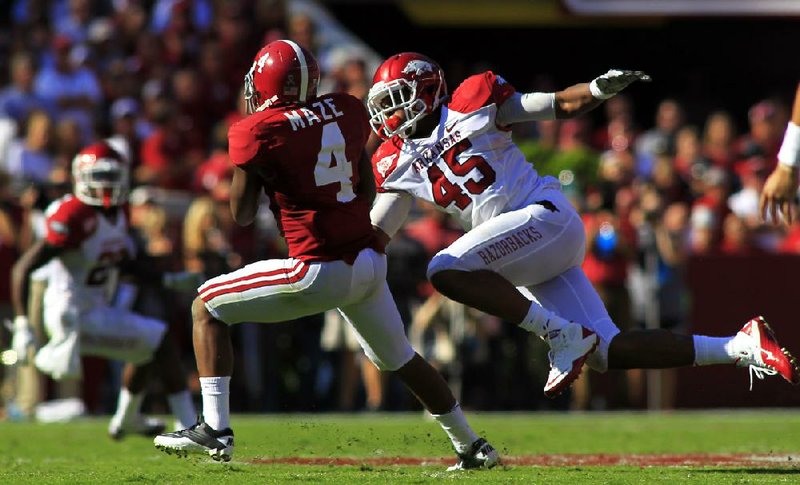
[401,60,434,76]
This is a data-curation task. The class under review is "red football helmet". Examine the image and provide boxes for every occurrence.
[243,39,320,113]
[72,142,129,208]
[367,52,447,139]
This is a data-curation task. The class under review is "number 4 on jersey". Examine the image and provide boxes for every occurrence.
[314,122,356,202]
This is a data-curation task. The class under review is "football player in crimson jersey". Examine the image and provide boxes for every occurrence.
[10,142,198,438]
[154,40,498,470]
[367,53,799,398]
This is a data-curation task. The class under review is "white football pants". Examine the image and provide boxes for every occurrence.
[200,248,415,371]
[427,186,620,371]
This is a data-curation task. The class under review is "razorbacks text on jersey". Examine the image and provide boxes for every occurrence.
[372,71,558,231]
[228,92,381,263]
[43,194,134,309]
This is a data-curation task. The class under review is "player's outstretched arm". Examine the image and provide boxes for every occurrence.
[760,82,800,225]
[496,69,650,124]
[557,69,650,119]
[230,165,264,226]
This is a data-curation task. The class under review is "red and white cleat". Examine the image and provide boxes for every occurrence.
[543,322,599,398]
[735,316,800,390]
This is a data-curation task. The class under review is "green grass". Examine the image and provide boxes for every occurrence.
[1,411,799,484]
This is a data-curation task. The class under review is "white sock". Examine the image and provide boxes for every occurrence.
[518,301,563,339]
[693,335,738,366]
[200,376,231,431]
[167,390,197,429]
[112,388,144,426]
[431,403,479,454]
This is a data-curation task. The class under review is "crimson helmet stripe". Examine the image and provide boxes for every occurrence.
[281,40,308,102]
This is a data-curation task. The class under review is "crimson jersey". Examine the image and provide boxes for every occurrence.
[43,194,134,308]
[228,92,380,263]
[372,71,556,230]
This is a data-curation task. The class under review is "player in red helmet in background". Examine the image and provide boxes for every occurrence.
[367,53,799,398]
[154,40,498,470]
[10,142,199,439]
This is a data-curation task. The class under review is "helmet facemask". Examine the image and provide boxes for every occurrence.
[73,157,129,209]
[367,79,430,139]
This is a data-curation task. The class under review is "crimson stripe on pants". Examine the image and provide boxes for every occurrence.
[201,263,310,303]
[199,260,306,294]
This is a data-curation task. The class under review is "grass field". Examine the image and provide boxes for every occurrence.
[2,410,799,484]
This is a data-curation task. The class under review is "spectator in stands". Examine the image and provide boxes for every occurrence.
[650,154,692,206]
[0,52,47,125]
[720,213,760,256]
[738,99,786,165]
[652,202,690,408]
[689,205,717,255]
[702,111,738,170]
[183,196,240,278]
[4,110,55,186]
[729,156,769,227]
[53,0,93,45]
[107,97,151,171]
[673,126,709,189]
[578,209,638,409]
[635,98,685,174]
[33,35,101,145]
[150,0,213,35]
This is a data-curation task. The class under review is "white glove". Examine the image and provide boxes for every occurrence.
[11,315,35,365]
[162,271,205,292]
[589,69,651,99]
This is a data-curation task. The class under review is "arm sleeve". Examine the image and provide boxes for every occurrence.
[496,91,557,125]
[370,191,414,238]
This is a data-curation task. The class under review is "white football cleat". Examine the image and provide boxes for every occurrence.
[734,316,800,390]
[154,419,234,462]
[543,321,599,398]
[447,438,499,471]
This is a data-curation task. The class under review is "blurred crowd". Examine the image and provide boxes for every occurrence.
[0,1,797,418]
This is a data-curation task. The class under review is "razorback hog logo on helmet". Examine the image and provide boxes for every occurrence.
[402,60,434,76]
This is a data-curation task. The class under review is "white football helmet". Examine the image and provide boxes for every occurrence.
[72,142,129,208]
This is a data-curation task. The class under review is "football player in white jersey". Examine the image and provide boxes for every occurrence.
[760,82,800,224]
[367,53,799,397]
[10,142,198,438]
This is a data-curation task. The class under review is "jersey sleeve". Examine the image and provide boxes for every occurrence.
[448,71,517,113]
[228,117,265,168]
[371,140,402,193]
[44,198,96,248]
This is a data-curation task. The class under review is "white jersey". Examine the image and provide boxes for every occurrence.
[372,71,557,230]
[43,194,135,312]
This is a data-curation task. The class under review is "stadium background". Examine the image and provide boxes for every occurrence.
[1,0,799,422]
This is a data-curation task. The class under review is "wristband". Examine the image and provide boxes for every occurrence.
[778,122,800,168]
